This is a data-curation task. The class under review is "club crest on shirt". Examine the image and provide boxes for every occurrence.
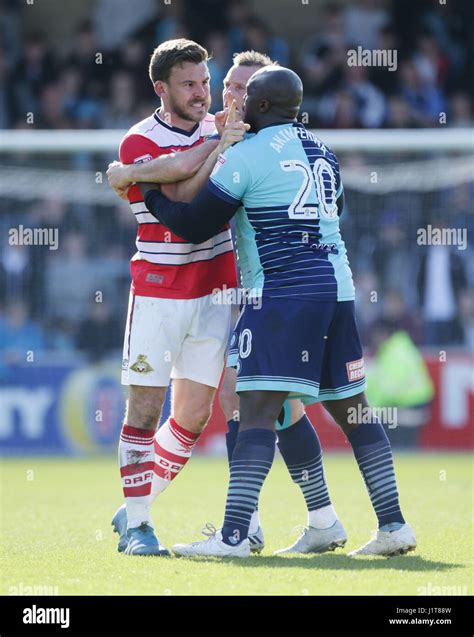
[130,355,154,374]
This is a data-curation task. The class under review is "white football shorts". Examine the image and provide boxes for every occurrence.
[122,291,232,388]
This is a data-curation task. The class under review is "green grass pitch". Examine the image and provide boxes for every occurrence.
[1,453,472,596]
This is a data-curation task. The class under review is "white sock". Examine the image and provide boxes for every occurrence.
[248,509,260,535]
[308,504,338,529]
[119,424,155,529]
[151,417,200,502]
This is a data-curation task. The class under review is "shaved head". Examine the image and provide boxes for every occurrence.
[243,66,303,131]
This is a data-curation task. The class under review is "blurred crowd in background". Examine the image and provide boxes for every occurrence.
[0,0,472,130]
[0,0,472,363]
[1,179,472,364]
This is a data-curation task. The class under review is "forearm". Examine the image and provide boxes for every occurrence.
[162,145,222,203]
[140,184,238,244]
[128,139,219,184]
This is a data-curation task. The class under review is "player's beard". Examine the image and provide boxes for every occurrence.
[168,94,211,124]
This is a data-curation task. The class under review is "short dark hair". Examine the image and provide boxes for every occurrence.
[233,50,275,68]
[149,38,209,84]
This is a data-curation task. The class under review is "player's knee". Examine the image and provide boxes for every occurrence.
[239,417,275,432]
[173,402,212,433]
[187,406,212,432]
[322,392,368,435]
[322,400,349,433]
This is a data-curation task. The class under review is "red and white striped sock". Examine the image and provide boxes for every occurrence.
[151,418,200,500]
[119,424,155,529]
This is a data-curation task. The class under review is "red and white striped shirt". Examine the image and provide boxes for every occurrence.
[120,110,237,299]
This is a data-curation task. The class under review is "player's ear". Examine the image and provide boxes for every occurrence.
[154,80,167,99]
[259,98,270,113]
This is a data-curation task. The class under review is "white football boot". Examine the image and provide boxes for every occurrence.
[348,523,416,557]
[274,519,348,555]
[172,523,251,558]
[248,526,265,554]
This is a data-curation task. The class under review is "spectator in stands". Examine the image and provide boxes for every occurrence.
[0,242,43,319]
[38,81,74,129]
[45,232,98,326]
[76,300,121,362]
[353,270,380,344]
[337,65,386,128]
[398,60,445,127]
[94,0,157,51]
[348,65,386,127]
[365,318,434,448]
[154,0,188,44]
[60,65,103,129]
[225,0,254,53]
[44,317,76,353]
[384,95,418,128]
[330,90,362,128]
[299,3,348,96]
[370,25,400,95]
[413,30,450,90]
[448,93,472,128]
[101,71,138,129]
[372,209,418,306]
[417,220,467,346]
[2,0,471,132]
[206,31,232,112]
[382,289,422,345]
[118,38,150,102]
[240,15,289,66]
[66,21,109,102]
[343,0,390,50]
[0,0,20,70]
[12,31,58,127]
[0,300,45,363]
[420,0,468,89]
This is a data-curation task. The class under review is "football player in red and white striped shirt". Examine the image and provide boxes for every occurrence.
[108,39,248,556]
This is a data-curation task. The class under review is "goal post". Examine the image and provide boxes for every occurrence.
[0,128,472,205]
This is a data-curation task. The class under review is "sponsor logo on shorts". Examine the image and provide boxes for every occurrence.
[130,355,154,374]
[122,358,129,371]
[133,153,153,164]
[146,273,164,284]
[346,358,365,382]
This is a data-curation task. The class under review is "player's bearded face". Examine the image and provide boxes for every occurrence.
[165,62,211,123]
